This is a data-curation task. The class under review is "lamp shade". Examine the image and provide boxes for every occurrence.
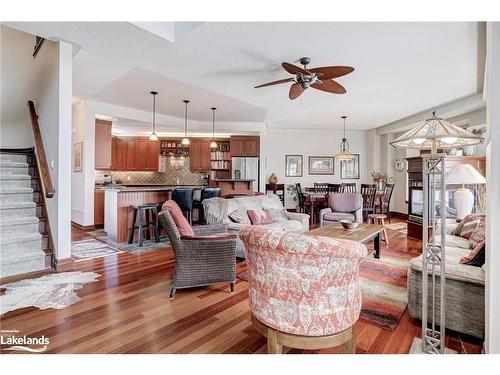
[445,164,486,185]
[390,112,483,150]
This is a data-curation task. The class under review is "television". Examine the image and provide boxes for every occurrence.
[408,186,456,222]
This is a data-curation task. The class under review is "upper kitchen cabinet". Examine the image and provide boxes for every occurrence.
[230,136,260,157]
[94,119,112,169]
[190,139,211,172]
[111,137,159,171]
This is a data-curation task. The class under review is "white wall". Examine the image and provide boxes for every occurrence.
[485,21,500,354]
[1,25,73,261]
[0,25,36,147]
[261,128,369,209]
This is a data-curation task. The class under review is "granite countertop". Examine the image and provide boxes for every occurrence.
[97,184,206,192]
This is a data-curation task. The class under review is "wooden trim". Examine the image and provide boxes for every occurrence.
[27,100,55,198]
[251,315,354,354]
[71,221,96,232]
[54,257,74,272]
[389,211,408,220]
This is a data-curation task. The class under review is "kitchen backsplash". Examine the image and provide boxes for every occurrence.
[96,156,205,185]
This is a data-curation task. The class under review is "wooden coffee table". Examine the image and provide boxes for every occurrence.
[308,222,385,258]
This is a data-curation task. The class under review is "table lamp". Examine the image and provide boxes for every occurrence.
[445,164,486,220]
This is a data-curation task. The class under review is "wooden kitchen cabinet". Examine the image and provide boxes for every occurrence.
[94,189,105,228]
[190,140,211,172]
[111,137,159,171]
[230,136,260,157]
[95,120,112,169]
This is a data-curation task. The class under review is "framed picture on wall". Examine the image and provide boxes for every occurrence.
[340,154,360,179]
[73,142,83,172]
[285,155,303,177]
[308,156,334,175]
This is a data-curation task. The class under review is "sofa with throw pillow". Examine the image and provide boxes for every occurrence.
[408,214,486,339]
[202,194,310,258]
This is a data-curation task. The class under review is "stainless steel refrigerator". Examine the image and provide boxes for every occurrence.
[231,157,259,192]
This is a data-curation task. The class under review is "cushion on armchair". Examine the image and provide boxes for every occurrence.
[162,200,194,237]
[323,212,356,222]
[329,193,363,213]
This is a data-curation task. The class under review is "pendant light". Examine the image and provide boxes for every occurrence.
[335,115,355,161]
[210,107,217,150]
[149,91,159,141]
[181,99,190,146]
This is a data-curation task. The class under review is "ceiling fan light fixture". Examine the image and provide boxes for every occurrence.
[335,115,355,161]
[149,91,159,141]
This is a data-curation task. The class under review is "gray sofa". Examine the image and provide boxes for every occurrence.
[407,222,485,339]
[202,194,310,258]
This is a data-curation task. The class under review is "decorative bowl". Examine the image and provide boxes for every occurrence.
[340,220,359,230]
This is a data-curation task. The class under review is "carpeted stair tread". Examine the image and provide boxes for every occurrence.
[0,187,34,194]
[0,215,39,227]
[0,201,37,210]
[0,161,29,167]
[0,174,31,180]
[0,232,42,245]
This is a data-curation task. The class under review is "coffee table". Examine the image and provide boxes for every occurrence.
[307,222,385,258]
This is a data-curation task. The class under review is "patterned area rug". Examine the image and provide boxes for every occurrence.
[385,222,408,235]
[0,272,100,315]
[71,239,121,260]
[236,248,411,331]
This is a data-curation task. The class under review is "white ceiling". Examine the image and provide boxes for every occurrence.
[7,22,482,130]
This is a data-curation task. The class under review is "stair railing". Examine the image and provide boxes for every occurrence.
[27,100,55,198]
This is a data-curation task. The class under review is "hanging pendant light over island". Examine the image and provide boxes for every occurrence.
[181,99,190,146]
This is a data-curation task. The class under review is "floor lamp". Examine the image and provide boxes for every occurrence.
[390,112,483,354]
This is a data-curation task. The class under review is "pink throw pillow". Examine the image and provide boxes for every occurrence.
[161,200,194,237]
[247,209,272,225]
[460,240,485,264]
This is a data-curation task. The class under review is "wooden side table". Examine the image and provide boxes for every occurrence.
[367,214,389,245]
[265,183,285,206]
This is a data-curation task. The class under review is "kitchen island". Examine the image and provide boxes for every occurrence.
[213,179,255,197]
[101,185,204,243]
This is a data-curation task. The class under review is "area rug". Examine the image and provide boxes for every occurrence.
[236,248,411,331]
[358,248,412,330]
[119,239,170,253]
[0,272,100,315]
[71,239,121,260]
[385,222,408,235]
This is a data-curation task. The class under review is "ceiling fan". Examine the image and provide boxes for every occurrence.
[254,57,354,100]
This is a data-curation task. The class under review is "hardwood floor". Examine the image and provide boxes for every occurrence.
[0,220,483,354]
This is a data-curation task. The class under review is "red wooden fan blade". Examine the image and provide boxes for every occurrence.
[309,66,354,80]
[289,83,305,100]
[311,79,346,94]
[255,78,294,88]
[282,62,310,75]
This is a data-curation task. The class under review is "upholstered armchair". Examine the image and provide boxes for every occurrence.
[158,210,237,299]
[240,226,367,354]
[319,193,363,226]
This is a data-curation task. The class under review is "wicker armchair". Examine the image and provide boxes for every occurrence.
[158,210,237,299]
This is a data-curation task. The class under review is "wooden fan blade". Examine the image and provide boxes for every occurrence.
[311,79,346,94]
[254,78,294,88]
[282,62,310,75]
[309,66,354,80]
[289,83,305,100]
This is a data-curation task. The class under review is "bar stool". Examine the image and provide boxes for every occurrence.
[367,213,389,245]
[171,188,194,224]
[128,204,160,247]
[193,187,221,224]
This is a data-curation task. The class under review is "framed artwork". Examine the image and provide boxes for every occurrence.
[340,154,360,179]
[285,155,303,177]
[309,156,335,175]
[73,142,83,172]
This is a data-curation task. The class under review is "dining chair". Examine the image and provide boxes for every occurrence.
[379,183,395,222]
[314,183,329,194]
[360,184,377,222]
[340,183,356,193]
[295,183,305,213]
[327,183,342,193]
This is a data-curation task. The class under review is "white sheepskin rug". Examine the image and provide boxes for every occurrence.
[0,271,100,315]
